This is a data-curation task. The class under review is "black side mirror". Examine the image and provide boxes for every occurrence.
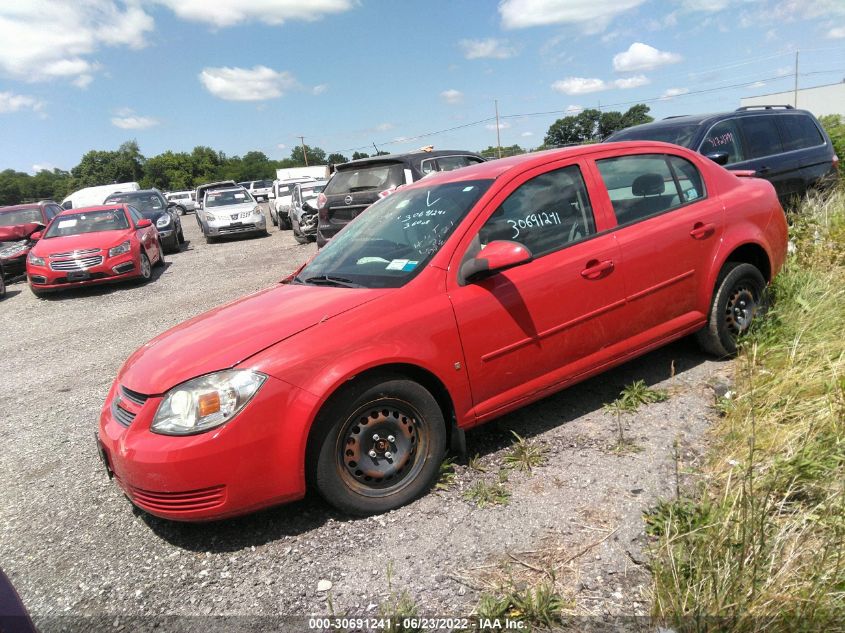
[705,151,730,166]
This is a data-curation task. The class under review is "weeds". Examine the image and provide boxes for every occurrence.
[503,431,549,472]
[468,453,487,472]
[603,380,669,452]
[380,563,422,633]
[476,578,569,630]
[647,188,845,629]
[464,480,511,508]
[435,456,457,491]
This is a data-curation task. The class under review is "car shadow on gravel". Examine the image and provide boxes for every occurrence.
[139,337,718,552]
[2,288,22,299]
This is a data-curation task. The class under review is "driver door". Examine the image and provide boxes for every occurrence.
[447,161,626,422]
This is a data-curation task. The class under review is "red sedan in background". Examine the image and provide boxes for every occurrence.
[27,205,164,296]
[98,142,787,521]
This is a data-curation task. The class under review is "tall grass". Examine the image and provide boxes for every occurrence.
[648,188,845,631]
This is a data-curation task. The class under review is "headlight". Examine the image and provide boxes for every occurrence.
[27,252,45,267]
[0,240,28,259]
[156,215,171,228]
[108,240,131,257]
[151,370,267,436]
[254,206,262,215]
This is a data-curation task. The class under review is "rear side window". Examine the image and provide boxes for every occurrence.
[776,114,824,151]
[700,119,745,164]
[738,116,782,159]
[324,163,404,195]
[596,154,697,225]
[478,165,596,258]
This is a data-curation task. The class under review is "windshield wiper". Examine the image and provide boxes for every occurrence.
[302,275,363,288]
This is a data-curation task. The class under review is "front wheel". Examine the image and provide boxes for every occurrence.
[137,253,152,282]
[695,262,767,357]
[311,377,447,516]
[292,219,310,244]
[0,274,5,299]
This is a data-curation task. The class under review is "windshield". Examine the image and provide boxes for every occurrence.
[45,209,129,238]
[324,163,404,195]
[0,207,41,226]
[256,180,272,188]
[206,189,253,207]
[302,185,325,199]
[608,123,700,147]
[297,179,492,288]
[105,192,164,214]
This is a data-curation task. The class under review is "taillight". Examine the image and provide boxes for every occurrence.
[317,193,328,221]
[833,155,840,172]
[378,185,397,199]
[317,193,327,209]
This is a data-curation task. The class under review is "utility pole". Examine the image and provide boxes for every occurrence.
[494,99,502,159]
[298,135,308,166]
[793,49,799,108]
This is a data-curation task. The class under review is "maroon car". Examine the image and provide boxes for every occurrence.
[0,201,64,281]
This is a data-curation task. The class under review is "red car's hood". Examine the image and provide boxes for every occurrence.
[0,223,41,241]
[33,230,129,255]
[118,284,386,394]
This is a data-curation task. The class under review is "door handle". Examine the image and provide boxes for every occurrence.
[690,222,715,239]
[581,259,614,279]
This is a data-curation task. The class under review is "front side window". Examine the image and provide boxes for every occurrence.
[596,153,700,225]
[44,209,129,237]
[477,165,596,258]
[738,116,782,159]
[700,119,745,164]
[776,114,824,152]
[127,206,144,225]
[297,179,493,288]
[437,156,472,171]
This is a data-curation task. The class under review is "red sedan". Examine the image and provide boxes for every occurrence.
[27,205,164,296]
[98,142,787,521]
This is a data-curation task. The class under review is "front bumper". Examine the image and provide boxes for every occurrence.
[28,252,140,290]
[0,252,27,279]
[97,374,319,521]
[205,214,266,236]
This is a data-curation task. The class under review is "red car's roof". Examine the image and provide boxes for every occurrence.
[56,204,128,216]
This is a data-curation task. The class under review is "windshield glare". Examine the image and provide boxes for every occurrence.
[105,193,163,213]
[206,190,253,207]
[298,179,492,288]
[0,207,41,226]
[45,209,129,238]
[324,163,404,195]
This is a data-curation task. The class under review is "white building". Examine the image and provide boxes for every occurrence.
[740,82,845,117]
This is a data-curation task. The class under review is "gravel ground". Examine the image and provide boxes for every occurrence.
[0,204,730,631]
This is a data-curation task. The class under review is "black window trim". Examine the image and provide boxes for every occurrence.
[595,152,709,231]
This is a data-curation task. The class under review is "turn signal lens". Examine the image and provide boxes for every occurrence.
[198,392,221,417]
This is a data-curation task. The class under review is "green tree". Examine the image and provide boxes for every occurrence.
[478,144,526,159]
[289,145,327,166]
[326,153,349,165]
[351,151,370,160]
[620,104,653,129]
[544,104,654,147]
[820,115,845,181]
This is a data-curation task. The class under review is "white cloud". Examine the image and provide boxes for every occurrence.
[661,87,689,100]
[110,109,159,129]
[0,91,45,113]
[199,65,298,101]
[500,0,646,30]
[440,88,464,104]
[459,38,516,59]
[828,26,845,39]
[375,122,394,131]
[486,121,511,131]
[679,0,730,11]
[613,42,682,72]
[614,74,650,89]
[566,104,583,113]
[276,143,287,150]
[312,84,328,95]
[32,163,57,173]
[0,1,153,85]
[551,77,607,94]
[521,131,534,137]
[152,0,354,27]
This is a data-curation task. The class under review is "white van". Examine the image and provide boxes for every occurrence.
[61,182,140,210]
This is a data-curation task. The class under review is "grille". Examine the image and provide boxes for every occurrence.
[127,484,226,513]
[111,400,136,427]
[50,248,100,258]
[218,223,256,234]
[120,386,149,406]
[50,256,103,271]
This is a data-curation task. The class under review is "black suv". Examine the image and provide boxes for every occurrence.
[316,149,485,246]
[103,189,184,253]
[606,105,839,205]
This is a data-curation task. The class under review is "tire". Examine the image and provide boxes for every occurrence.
[176,205,186,216]
[137,253,152,283]
[205,234,216,244]
[178,227,185,244]
[310,376,447,516]
[163,233,180,254]
[279,215,290,231]
[0,274,5,300]
[695,262,767,357]
[292,219,310,244]
[270,209,278,227]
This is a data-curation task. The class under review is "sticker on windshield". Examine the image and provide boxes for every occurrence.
[402,260,418,271]
[462,186,475,192]
[386,259,409,271]
[57,219,78,228]
[235,193,245,199]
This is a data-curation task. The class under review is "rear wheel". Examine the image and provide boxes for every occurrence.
[695,262,767,357]
[311,377,447,516]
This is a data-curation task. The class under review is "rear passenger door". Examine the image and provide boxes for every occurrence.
[590,151,723,340]
[735,115,800,201]
[775,113,831,193]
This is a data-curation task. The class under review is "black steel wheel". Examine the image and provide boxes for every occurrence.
[311,377,446,516]
[696,262,767,357]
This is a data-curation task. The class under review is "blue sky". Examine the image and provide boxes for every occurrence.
[1,0,844,173]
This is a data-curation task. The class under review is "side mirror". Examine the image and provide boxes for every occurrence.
[705,151,730,166]
[460,240,532,283]
[31,231,43,241]
[137,219,153,228]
